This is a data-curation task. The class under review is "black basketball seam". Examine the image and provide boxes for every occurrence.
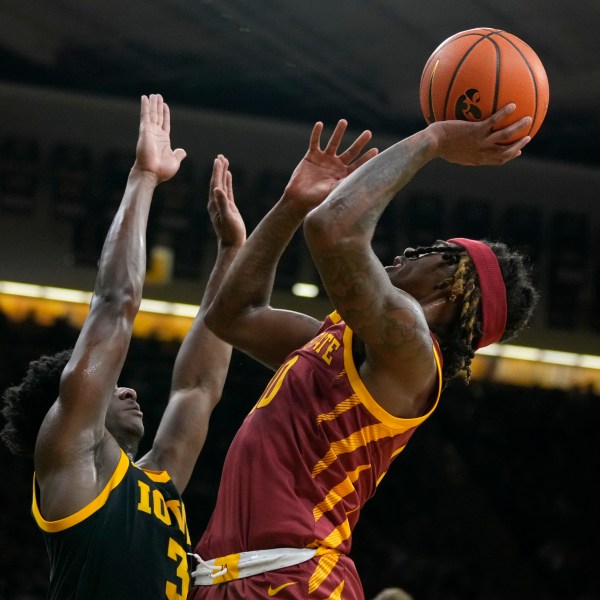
[442,34,490,120]
[494,32,541,136]
[487,33,502,115]
[423,29,497,121]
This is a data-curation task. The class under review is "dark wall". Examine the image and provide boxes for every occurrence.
[1,311,598,600]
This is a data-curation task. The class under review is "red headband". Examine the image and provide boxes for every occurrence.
[448,238,507,349]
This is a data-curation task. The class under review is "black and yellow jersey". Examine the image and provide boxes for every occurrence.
[33,449,191,600]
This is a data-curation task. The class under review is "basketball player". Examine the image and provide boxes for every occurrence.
[0,94,246,598]
[187,104,538,599]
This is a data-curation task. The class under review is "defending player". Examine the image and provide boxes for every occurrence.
[0,95,246,598]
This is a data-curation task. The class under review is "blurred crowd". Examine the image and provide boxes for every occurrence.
[1,309,598,599]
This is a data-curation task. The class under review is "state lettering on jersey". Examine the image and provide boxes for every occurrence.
[308,332,341,365]
[137,481,190,543]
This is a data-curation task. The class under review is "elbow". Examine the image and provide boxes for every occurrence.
[304,205,336,252]
[204,305,223,337]
[204,301,235,343]
[91,288,141,321]
[304,200,356,255]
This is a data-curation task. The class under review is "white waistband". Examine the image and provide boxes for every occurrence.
[190,547,318,585]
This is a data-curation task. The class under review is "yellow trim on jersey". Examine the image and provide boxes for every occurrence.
[328,310,442,429]
[137,465,171,483]
[32,449,130,533]
[328,311,342,325]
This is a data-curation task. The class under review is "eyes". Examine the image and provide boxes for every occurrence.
[403,247,446,261]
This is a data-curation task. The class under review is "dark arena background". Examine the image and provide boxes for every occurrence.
[1,2,599,599]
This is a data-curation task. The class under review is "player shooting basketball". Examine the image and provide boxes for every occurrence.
[188,104,538,598]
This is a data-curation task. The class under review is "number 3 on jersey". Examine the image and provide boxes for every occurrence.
[165,537,189,600]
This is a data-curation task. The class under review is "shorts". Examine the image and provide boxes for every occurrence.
[188,553,364,599]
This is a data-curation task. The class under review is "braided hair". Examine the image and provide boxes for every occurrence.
[405,241,538,386]
[1,349,73,457]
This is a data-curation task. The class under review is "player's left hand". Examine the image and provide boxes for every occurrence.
[283,119,379,212]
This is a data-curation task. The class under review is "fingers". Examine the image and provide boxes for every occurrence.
[209,155,233,202]
[214,186,236,224]
[338,129,373,164]
[210,155,226,188]
[145,93,166,128]
[155,95,164,128]
[316,120,376,167]
[487,103,516,127]
[163,101,171,135]
[347,147,379,173]
[492,115,533,144]
[173,148,187,164]
[225,169,234,202]
[496,135,531,163]
[309,122,324,151]
[482,131,531,165]
[148,94,158,125]
[140,95,150,123]
[324,119,348,155]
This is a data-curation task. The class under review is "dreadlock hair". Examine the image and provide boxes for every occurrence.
[1,349,73,457]
[405,240,539,386]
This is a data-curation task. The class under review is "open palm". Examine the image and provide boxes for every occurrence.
[284,119,378,211]
[135,94,187,183]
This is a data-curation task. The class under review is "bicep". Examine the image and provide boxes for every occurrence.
[208,306,322,370]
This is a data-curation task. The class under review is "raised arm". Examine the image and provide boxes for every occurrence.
[204,120,378,370]
[35,95,186,509]
[303,106,532,407]
[137,155,246,492]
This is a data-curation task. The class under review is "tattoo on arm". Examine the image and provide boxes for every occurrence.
[379,308,420,347]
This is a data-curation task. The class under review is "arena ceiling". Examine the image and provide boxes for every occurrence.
[1,0,599,167]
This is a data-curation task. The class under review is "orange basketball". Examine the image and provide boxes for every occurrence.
[419,28,549,142]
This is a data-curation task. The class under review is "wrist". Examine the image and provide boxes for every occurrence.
[422,122,444,159]
[278,190,313,223]
[129,165,161,188]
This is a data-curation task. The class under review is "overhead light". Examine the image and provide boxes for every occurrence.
[2,280,600,371]
[0,280,199,317]
[477,343,600,370]
[291,282,319,298]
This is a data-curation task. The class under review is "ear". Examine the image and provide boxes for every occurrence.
[421,288,461,331]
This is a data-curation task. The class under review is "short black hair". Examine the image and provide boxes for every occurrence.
[1,349,73,457]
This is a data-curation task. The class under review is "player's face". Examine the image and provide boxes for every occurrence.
[384,241,458,301]
[105,386,144,448]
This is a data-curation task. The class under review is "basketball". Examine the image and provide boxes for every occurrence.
[419,28,549,142]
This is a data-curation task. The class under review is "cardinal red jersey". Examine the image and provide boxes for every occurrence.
[192,312,442,598]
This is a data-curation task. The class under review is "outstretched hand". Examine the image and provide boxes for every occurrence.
[283,119,379,212]
[134,94,187,183]
[208,155,246,249]
[433,103,533,166]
